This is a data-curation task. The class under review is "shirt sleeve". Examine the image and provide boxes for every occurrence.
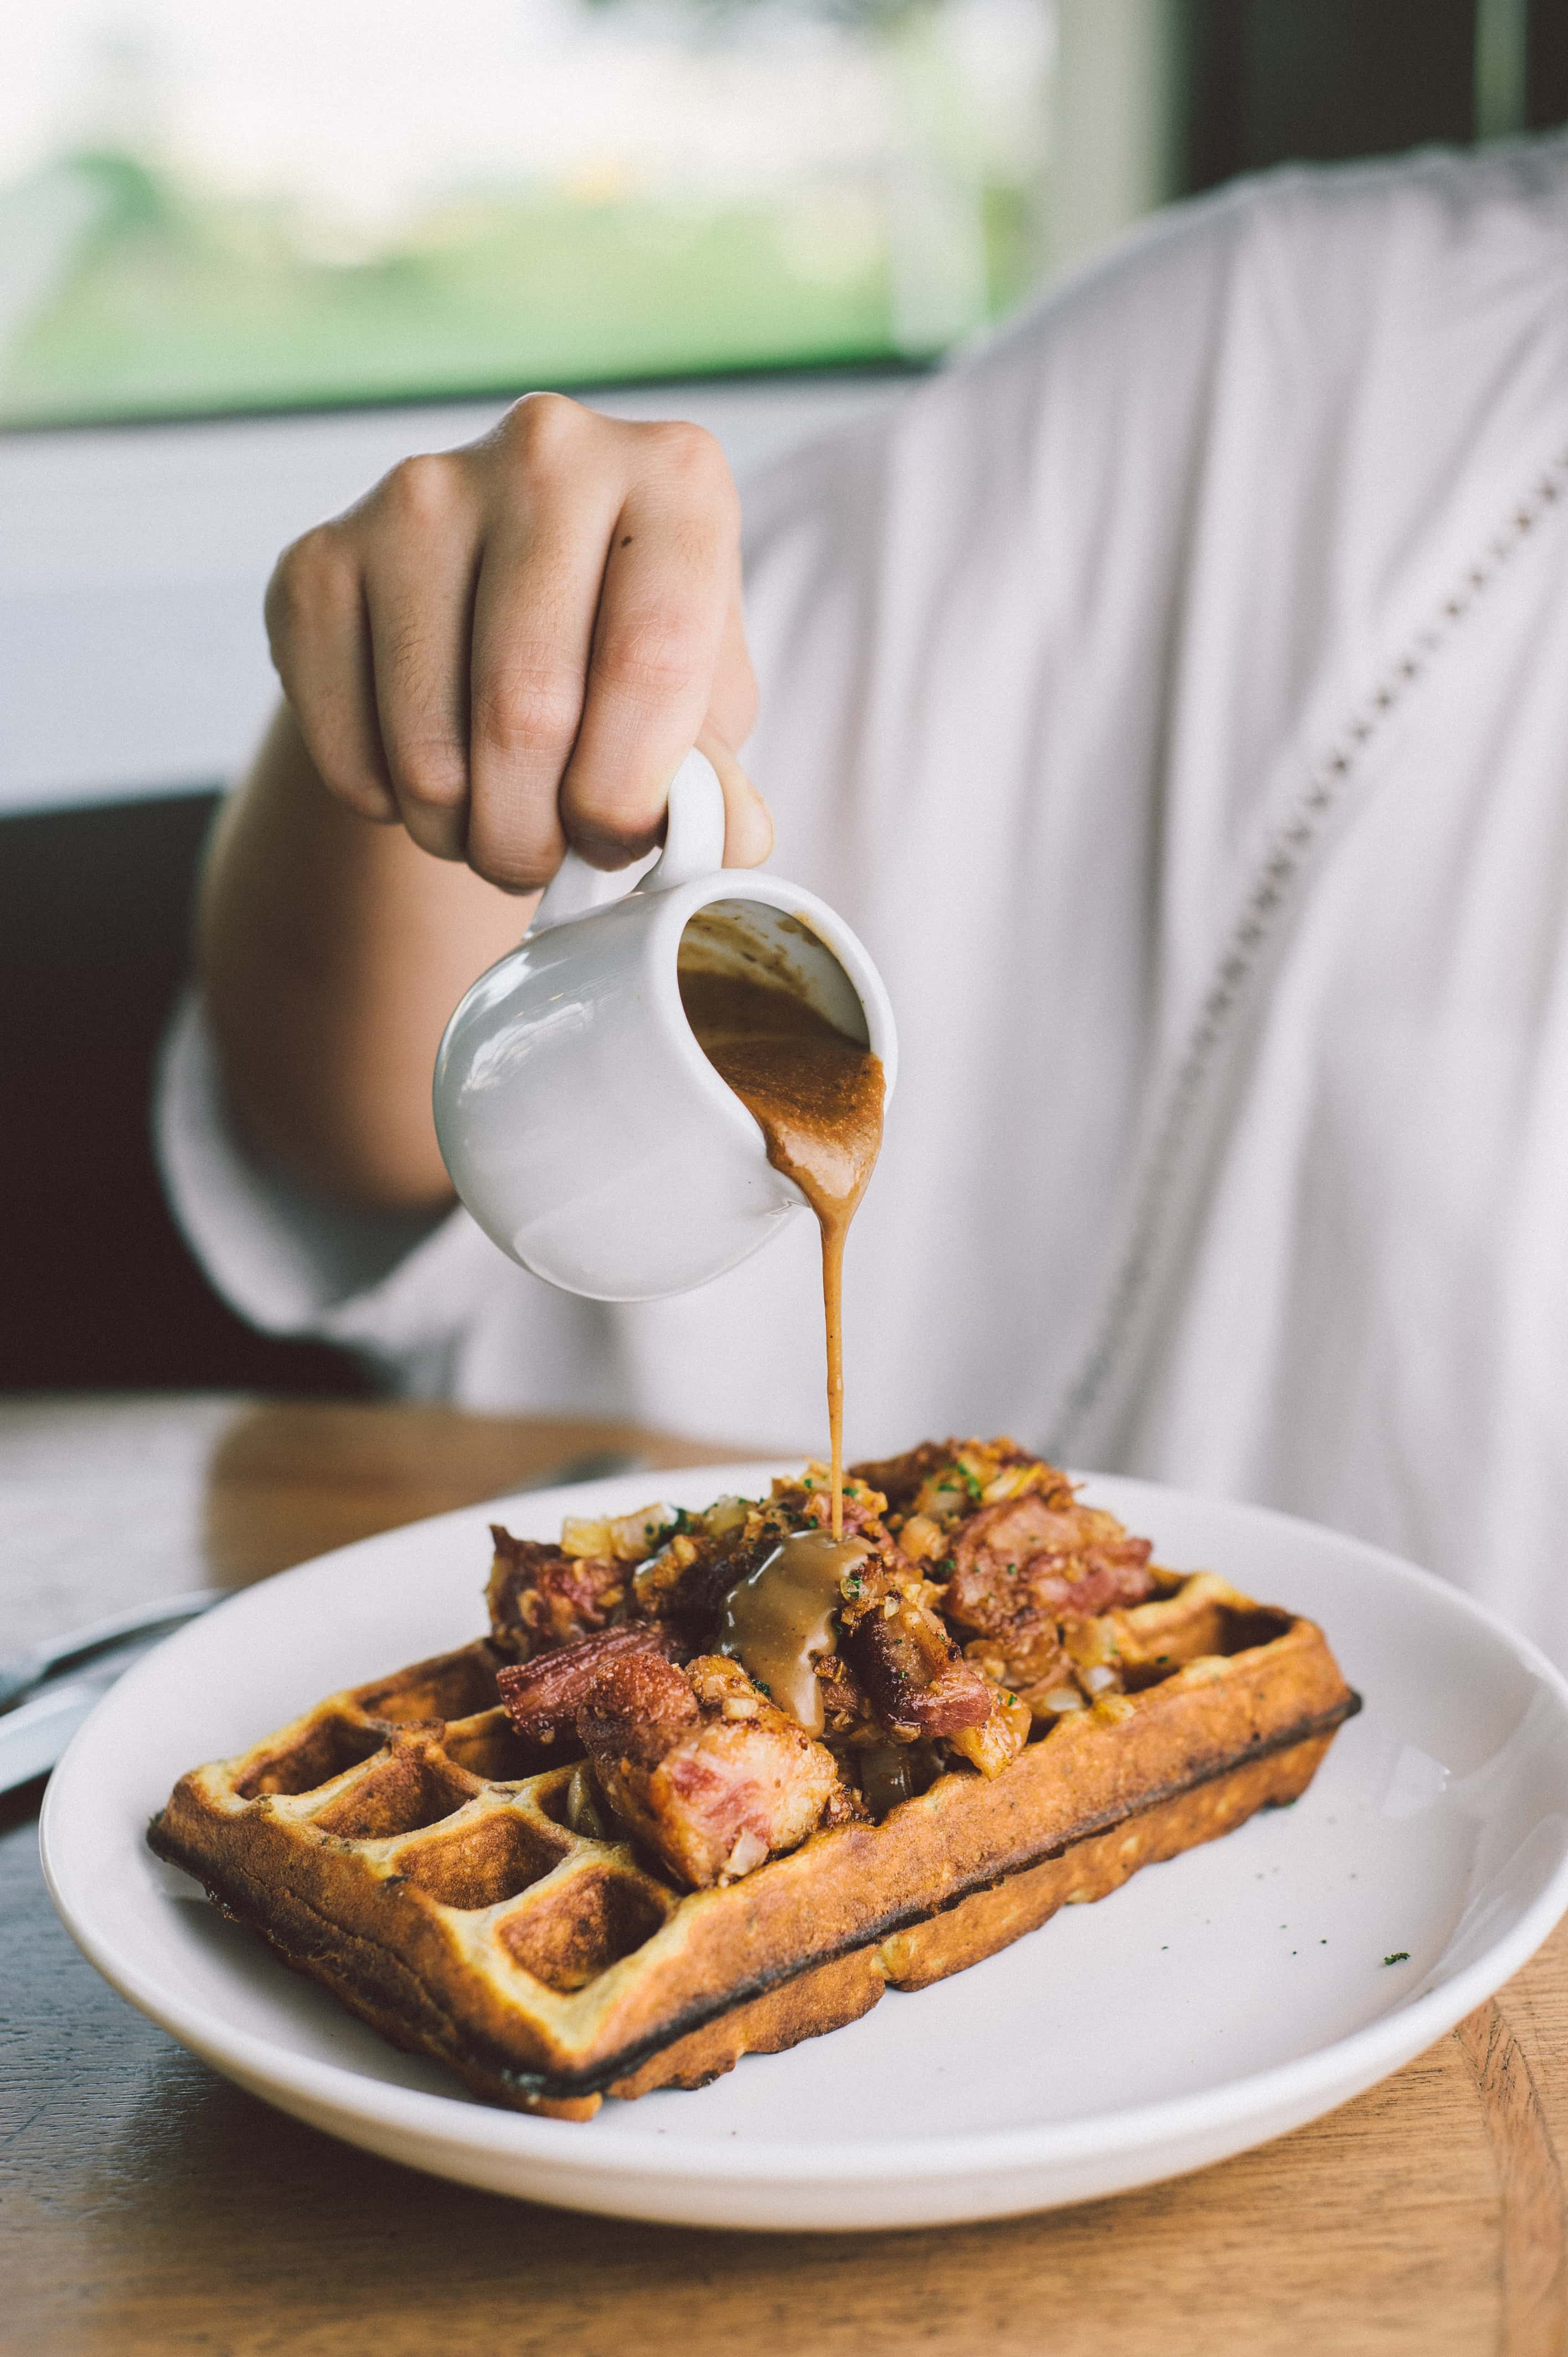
[156,986,598,1399]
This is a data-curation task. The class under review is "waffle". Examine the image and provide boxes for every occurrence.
[149,1506,1358,2117]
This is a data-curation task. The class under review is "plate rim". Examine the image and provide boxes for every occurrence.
[39,1462,1568,2195]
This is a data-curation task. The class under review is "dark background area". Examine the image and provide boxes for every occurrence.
[1,794,367,1393]
[1179,0,1568,193]
[6,0,1567,1396]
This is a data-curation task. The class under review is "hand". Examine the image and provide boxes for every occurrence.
[263,394,772,892]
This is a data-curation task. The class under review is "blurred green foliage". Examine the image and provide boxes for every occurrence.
[1,147,1030,425]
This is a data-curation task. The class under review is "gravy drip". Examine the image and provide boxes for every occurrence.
[717,1531,869,1732]
[678,963,885,1538]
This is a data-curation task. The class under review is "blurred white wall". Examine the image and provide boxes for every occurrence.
[0,374,910,815]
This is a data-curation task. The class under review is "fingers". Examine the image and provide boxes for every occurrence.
[267,395,766,889]
[265,529,396,823]
[558,423,739,868]
[465,415,624,890]
[708,568,760,755]
[360,455,479,863]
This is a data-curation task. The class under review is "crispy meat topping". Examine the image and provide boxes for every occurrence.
[486,1442,1164,1833]
[577,1653,856,1890]
[486,1528,627,1663]
[942,1494,1154,1634]
[497,1624,686,1753]
[629,1471,889,1645]
[844,1591,996,1740]
[849,1435,1051,1525]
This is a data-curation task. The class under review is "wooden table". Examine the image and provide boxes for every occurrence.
[4,1394,1566,2356]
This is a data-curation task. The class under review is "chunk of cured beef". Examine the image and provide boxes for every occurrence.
[579,1653,854,1889]
[497,1624,685,1758]
[486,1527,627,1661]
[941,1495,1154,1636]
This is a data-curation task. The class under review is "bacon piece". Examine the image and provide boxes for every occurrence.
[847,1439,961,1516]
[631,1524,775,1646]
[945,1687,1031,1778]
[850,1436,1051,1524]
[579,1653,849,1890]
[486,1527,626,1661]
[497,1624,684,1753]
[813,1649,879,1741]
[942,1495,1154,1635]
[845,1594,995,1740]
[576,1649,701,1766]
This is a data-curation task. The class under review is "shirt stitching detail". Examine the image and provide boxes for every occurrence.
[1050,444,1568,1455]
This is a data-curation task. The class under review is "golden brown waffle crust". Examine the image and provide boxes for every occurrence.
[148,1572,1359,2114]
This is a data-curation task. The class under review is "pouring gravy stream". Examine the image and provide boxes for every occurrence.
[677,958,884,1543]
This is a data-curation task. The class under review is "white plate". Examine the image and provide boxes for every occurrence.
[40,1464,1568,2233]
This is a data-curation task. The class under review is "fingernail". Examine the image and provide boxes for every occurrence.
[729,776,774,867]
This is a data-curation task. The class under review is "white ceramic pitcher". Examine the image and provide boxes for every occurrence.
[432,750,899,1300]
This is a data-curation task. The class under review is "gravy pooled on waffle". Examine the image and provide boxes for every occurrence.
[678,938,884,1543]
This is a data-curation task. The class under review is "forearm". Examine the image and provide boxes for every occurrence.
[198,704,528,1210]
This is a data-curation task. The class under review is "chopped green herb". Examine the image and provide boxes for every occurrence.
[845,1575,863,1598]
[753,1678,772,1698]
[1383,1951,1410,1966]
[960,1469,984,1502]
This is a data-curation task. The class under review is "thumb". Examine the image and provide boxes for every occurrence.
[698,725,773,868]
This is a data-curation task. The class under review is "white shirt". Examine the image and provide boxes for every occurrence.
[159,138,1568,1660]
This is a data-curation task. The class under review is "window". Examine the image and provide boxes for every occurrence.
[1,0,1060,427]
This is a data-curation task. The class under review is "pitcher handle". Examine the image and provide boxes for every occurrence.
[529,749,729,935]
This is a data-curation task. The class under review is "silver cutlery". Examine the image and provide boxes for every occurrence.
[1,1445,646,1795]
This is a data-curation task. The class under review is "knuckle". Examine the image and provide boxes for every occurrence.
[310,742,385,812]
[495,391,590,475]
[377,450,460,527]
[645,419,731,493]
[471,658,584,760]
[591,612,707,703]
[265,526,352,635]
[389,738,467,809]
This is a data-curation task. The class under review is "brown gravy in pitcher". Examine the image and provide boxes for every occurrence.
[678,953,884,1541]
